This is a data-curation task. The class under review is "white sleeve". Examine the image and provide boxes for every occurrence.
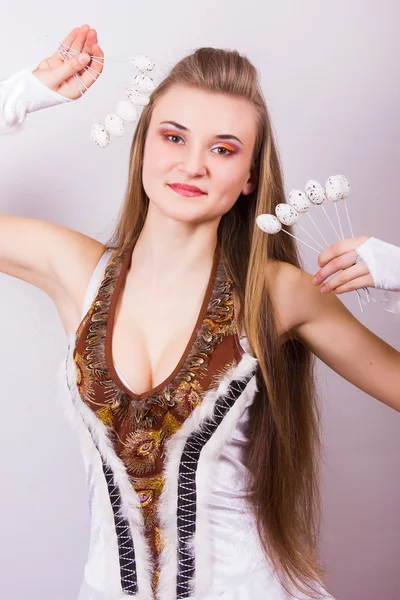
[355,236,400,292]
[0,64,72,136]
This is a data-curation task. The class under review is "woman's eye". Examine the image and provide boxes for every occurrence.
[211,146,233,156]
[163,133,233,156]
[164,133,183,144]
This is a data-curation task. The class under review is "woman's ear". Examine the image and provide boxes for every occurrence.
[242,164,259,196]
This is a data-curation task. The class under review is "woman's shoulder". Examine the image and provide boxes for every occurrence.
[265,260,316,340]
[46,231,108,336]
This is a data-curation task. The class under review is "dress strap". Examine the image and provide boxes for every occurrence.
[81,248,114,319]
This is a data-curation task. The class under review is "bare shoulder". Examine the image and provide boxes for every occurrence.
[265,259,325,340]
[0,215,108,335]
[47,225,107,336]
[13,220,108,336]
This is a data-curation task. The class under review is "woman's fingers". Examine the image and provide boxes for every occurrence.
[333,274,374,294]
[317,235,370,268]
[54,27,80,58]
[75,29,100,76]
[313,249,360,285]
[318,260,374,294]
[69,24,90,54]
[55,27,103,97]
[82,29,98,55]
[32,25,103,99]
[313,235,376,294]
[75,43,104,90]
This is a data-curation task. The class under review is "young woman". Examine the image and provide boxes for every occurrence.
[1,24,399,600]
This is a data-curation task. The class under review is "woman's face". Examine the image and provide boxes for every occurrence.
[141,84,259,224]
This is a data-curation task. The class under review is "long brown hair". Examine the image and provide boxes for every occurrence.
[106,48,330,599]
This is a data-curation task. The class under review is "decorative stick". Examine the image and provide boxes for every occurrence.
[256,212,365,312]
[296,223,325,251]
[336,178,372,298]
[306,212,330,247]
[305,179,371,307]
[256,214,320,253]
[320,205,341,240]
[288,189,327,250]
[334,202,345,239]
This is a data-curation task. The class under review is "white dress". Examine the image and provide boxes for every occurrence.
[58,248,335,600]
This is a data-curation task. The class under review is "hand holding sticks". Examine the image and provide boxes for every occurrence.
[256,175,374,312]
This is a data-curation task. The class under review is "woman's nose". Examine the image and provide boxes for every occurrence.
[178,148,207,177]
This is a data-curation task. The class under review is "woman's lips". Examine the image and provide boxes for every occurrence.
[168,184,206,197]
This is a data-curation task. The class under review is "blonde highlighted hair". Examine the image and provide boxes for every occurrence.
[106,47,330,599]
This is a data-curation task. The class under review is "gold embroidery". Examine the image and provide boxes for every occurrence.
[74,351,94,399]
[131,473,165,528]
[161,411,181,437]
[154,526,165,553]
[121,428,166,475]
[97,405,114,427]
[75,244,236,429]
[73,243,239,597]
[173,378,203,420]
[152,568,160,598]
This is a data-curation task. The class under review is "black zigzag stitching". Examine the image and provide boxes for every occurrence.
[66,352,138,595]
[101,460,138,595]
[176,372,256,598]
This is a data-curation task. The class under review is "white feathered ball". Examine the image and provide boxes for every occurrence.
[325,175,343,202]
[131,73,156,94]
[104,114,125,137]
[288,189,310,213]
[130,55,155,72]
[91,123,110,148]
[336,174,351,199]
[116,101,138,123]
[256,214,282,234]
[126,86,150,106]
[275,203,299,226]
[305,180,325,205]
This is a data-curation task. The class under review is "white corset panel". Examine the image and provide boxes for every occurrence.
[71,248,335,600]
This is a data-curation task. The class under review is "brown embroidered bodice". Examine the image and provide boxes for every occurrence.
[73,241,244,595]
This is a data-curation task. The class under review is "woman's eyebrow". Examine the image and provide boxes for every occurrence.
[158,120,244,146]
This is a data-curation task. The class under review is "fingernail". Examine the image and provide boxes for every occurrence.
[78,53,90,64]
[313,276,318,284]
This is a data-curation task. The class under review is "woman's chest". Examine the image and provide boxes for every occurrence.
[74,245,242,412]
[111,280,242,396]
[111,286,208,395]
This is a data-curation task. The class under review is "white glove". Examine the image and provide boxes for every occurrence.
[0,65,72,135]
[355,237,400,292]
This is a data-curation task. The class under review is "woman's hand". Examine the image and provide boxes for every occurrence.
[312,236,373,294]
[32,24,104,99]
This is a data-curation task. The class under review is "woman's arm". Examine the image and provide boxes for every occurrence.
[0,25,105,322]
[0,25,102,135]
[271,249,400,412]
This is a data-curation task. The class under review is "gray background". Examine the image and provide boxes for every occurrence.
[0,1,399,598]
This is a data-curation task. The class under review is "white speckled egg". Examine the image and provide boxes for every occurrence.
[256,214,282,234]
[305,180,325,205]
[126,86,150,106]
[104,114,125,137]
[288,189,310,213]
[275,203,299,226]
[91,123,110,148]
[130,55,155,72]
[116,101,138,123]
[325,175,343,202]
[131,73,156,94]
[335,174,350,199]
